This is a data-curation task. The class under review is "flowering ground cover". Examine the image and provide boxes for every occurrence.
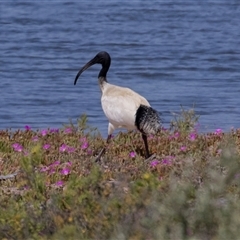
[1,112,240,239]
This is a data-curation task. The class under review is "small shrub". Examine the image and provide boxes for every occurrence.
[0,113,240,239]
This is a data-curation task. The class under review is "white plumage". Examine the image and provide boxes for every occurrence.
[74,51,161,161]
[101,83,150,134]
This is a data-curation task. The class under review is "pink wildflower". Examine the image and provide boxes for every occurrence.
[60,168,70,175]
[180,146,187,151]
[161,156,174,165]
[150,160,160,167]
[55,180,64,187]
[67,146,75,153]
[50,128,59,133]
[59,144,68,152]
[32,136,38,142]
[81,141,89,149]
[43,144,51,150]
[23,150,29,156]
[214,128,222,135]
[12,143,24,152]
[49,168,56,174]
[169,132,180,140]
[129,151,136,158]
[41,129,48,136]
[59,144,75,153]
[162,159,172,165]
[40,166,49,172]
[64,128,72,134]
[189,132,197,141]
[49,161,59,174]
[23,185,30,190]
[25,125,31,131]
[49,160,60,168]
[174,132,180,138]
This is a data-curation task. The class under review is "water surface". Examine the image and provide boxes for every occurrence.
[1,1,240,136]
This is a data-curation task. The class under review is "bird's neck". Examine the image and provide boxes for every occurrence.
[98,66,109,79]
[98,77,108,91]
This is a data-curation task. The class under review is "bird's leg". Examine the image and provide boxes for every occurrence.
[95,134,112,162]
[142,133,159,162]
[142,133,151,159]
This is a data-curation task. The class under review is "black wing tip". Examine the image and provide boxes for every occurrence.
[135,105,161,134]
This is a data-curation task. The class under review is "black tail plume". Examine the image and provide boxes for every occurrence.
[135,105,161,135]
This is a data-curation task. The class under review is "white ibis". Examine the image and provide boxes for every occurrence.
[74,51,161,161]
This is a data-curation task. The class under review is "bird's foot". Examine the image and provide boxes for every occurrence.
[144,153,156,162]
[95,148,106,163]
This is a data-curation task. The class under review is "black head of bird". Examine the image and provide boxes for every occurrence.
[74,51,111,85]
[74,51,161,161]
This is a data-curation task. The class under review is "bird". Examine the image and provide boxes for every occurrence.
[74,51,161,161]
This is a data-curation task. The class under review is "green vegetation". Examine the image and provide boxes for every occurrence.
[1,109,240,239]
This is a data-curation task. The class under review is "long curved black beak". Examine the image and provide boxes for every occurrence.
[74,57,98,85]
[74,51,111,85]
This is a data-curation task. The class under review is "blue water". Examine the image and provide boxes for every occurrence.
[1,1,240,136]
